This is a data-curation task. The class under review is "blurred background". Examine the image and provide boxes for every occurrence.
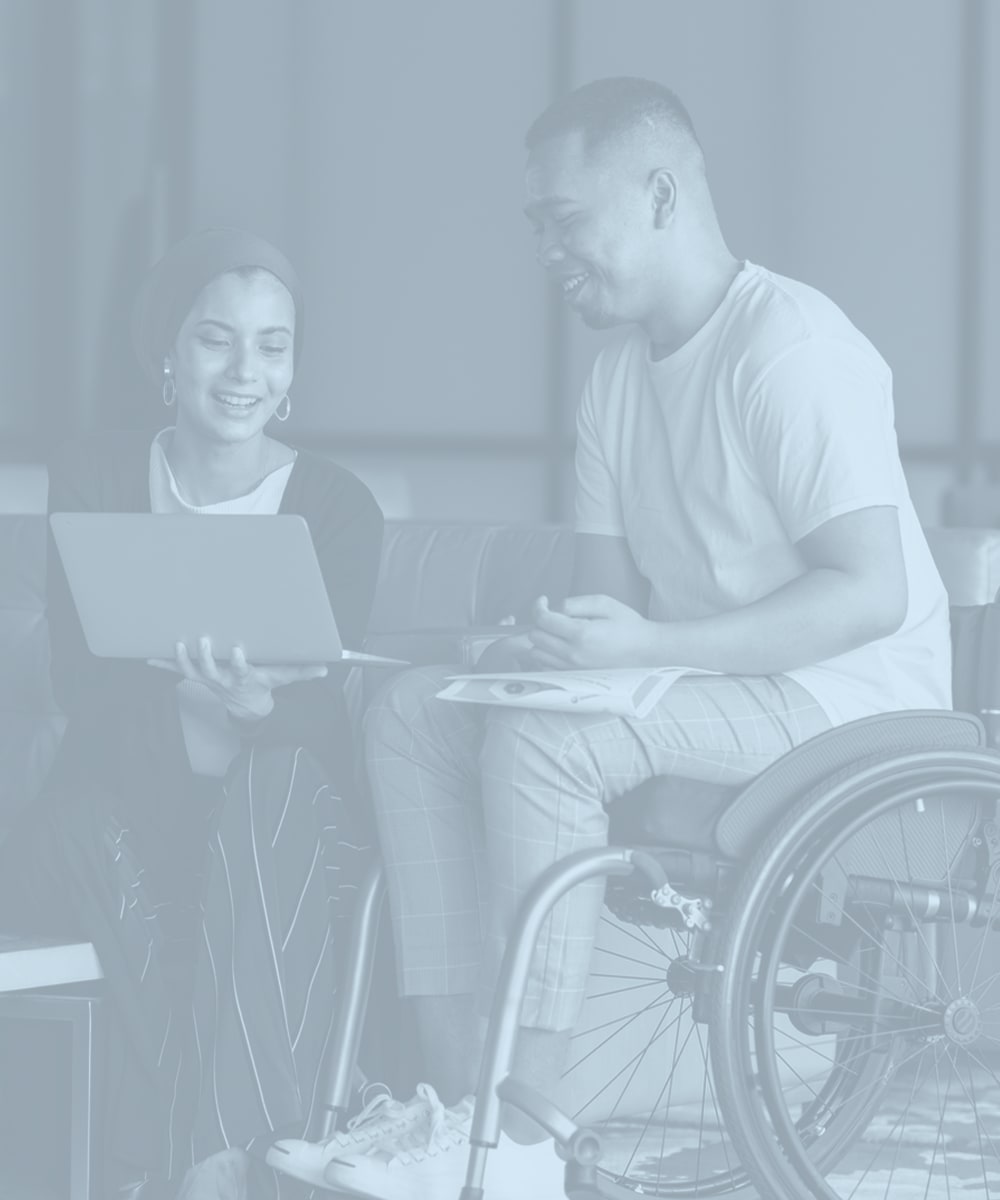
[1,0,998,525]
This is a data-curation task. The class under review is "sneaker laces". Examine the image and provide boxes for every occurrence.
[321,1082,424,1148]
[384,1085,474,1164]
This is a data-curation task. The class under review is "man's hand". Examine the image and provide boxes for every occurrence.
[527,595,654,669]
[149,636,328,722]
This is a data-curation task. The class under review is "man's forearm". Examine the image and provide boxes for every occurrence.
[643,567,905,675]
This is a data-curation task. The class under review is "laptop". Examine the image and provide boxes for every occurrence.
[49,512,404,666]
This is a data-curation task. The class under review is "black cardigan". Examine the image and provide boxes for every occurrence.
[43,430,384,816]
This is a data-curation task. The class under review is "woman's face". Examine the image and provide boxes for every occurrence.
[168,269,295,444]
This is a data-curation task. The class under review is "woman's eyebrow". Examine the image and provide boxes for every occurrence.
[196,319,292,337]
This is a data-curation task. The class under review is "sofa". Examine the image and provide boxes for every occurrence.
[4,514,1000,823]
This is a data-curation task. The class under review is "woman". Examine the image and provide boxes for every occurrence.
[0,230,383,1198]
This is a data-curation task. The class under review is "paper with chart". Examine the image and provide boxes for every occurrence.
[437,667,716,720]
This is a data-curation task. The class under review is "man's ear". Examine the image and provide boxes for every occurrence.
[650,168,677,228]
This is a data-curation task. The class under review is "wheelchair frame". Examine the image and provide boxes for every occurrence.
[310,714,1000,1200]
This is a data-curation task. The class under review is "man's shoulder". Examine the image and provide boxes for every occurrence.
[727,264,888,393]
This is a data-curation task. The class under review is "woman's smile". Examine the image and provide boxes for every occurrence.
[212,389,263,414]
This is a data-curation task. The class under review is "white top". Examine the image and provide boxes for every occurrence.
[575,261,952,725]
[148,428,297,774]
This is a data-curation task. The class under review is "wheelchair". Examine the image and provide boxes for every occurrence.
[315,698,1000,1200]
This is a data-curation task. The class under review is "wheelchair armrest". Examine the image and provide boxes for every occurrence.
[714,709,986,861]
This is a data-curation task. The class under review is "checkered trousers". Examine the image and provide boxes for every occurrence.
[364,666,830,1033]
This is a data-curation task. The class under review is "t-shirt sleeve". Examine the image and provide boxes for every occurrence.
[574,369,626,537]
[742,337,901,543]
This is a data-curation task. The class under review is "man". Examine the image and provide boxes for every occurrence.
[272,76,951,1199]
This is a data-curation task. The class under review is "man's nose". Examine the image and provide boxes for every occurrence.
[536,234,566,269]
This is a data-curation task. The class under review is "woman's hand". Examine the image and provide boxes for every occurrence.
[149,637,328,723]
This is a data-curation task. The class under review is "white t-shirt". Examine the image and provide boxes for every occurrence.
[149,428,297,774]
[575,261,952,725]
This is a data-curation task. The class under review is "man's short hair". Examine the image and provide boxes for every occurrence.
[525,76,702,163]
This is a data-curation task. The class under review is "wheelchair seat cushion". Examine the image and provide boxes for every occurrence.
[608,775,737,853]
[713,709,984,860]
[605,777,739,854]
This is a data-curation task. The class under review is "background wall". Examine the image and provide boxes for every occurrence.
[1,0,997,524]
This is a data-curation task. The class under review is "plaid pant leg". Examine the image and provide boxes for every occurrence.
[478,674,831,1031]
[364,666,490,997]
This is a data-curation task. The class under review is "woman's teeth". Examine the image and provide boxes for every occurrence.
[562,273,588,296]
[215,393,260,409]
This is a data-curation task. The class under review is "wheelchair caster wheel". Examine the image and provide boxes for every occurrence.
[564,1159,603,1198]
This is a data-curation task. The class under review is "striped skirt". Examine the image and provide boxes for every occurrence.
[0,743,370,1196]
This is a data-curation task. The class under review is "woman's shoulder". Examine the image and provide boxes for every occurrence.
[286,445,383,526]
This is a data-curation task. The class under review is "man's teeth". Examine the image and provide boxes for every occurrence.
[562,273,588,295]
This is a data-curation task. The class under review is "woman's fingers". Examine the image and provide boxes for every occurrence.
[267,667,328,686]
[147,657,179,672]
[230,645,251,681]
[174,641,200,681]
[196,636,223,685]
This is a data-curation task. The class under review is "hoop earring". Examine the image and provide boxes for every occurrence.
[162,377,176,407]
[275,394,292,422]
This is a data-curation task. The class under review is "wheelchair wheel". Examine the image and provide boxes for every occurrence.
[710,749,1000,1200]
[557,905,753,1197]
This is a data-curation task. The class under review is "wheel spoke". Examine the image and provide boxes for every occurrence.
[564,988,674,1078]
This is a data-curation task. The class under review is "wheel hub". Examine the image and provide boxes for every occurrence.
[665,955,697,997]
[942,996,982,1045]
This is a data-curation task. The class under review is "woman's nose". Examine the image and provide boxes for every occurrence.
[228,343,257,381]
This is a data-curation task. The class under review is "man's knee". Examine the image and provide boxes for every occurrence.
[480,705,605,830]
[481,708,604,808]
[363,665,453,746]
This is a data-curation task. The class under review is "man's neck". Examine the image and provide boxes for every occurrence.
[644,249,742,362]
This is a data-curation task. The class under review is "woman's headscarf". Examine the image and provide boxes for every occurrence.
[131,228,304,383]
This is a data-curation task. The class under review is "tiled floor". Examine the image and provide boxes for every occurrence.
[595,1067,1000,1198]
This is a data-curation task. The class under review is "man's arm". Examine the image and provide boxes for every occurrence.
[529,505,908,674]
[571,532,650,613]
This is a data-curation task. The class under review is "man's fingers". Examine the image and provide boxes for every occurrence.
[525,647,569,670]
[532,602,583,639]
[527,629,575,663]
[561,594,617,619]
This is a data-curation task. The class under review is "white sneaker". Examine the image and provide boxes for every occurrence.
[322,1094,569,1200]
[265,1083,441,1189]
[321,1090,476,1200]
